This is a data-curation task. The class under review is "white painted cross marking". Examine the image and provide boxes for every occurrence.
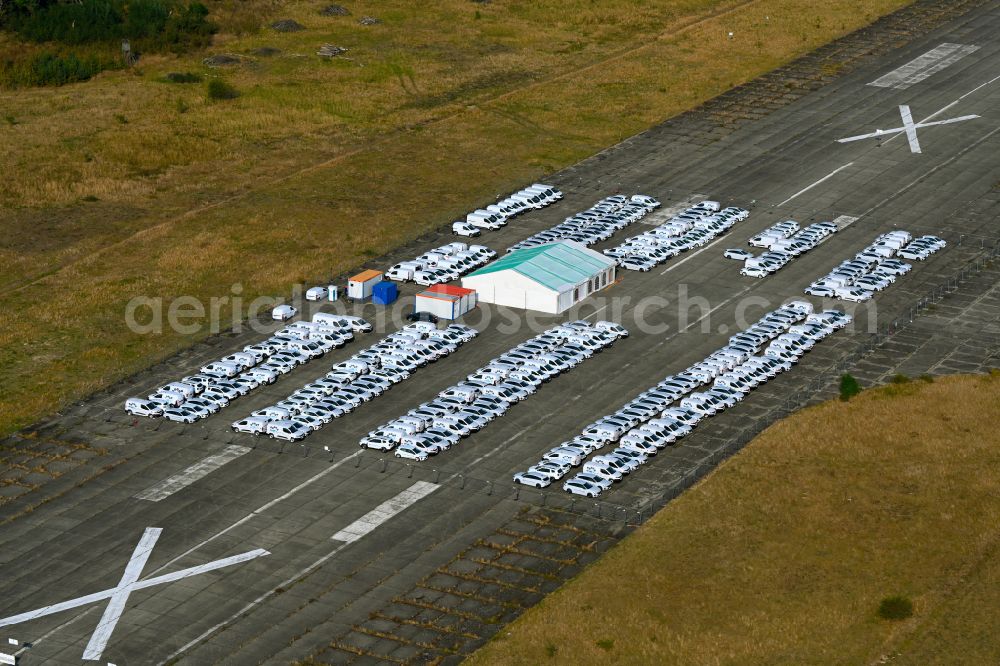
[134,445,250,502]
[83,527,159,660]
[868,43,979,90]
[836,105,979,154]
[0,528,268,661]
[331,481,438,542]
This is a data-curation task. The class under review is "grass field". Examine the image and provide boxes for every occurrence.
[0,0,913,435]
[466,373,1000,665]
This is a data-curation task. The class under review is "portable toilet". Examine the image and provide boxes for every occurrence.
[347,270,383,300]
[372,281,398,305]
[414,284,477,320]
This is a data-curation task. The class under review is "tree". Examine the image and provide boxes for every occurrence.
[839,373,861,401]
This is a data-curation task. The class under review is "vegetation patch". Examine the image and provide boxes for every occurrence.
[162,71,202,83]
[3,0,215,51]
[206,77,239,100]
[0,48,119,88]
[467,374,1000,664]
[839,372,862,401]
[0,0,919,434]
[0,0,215,88]
[877,595,914,621]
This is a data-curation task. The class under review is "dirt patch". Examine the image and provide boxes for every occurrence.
[202,54,244,67]
[317,44,349,58]
[271,19,305,32]
[320,4,351,15]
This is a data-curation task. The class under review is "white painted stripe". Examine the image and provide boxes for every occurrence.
[0,546,268,628]
[899,104,921,154]
[868,43,979,90]
[776,162,854,207]
[641,194,709,225]
[83,528,161,660]
[658,232,732,276]
[163,482,439,664]
[331,481,439,542]
[134,445,251,502]
[831,215,859,231]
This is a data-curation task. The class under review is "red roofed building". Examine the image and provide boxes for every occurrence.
[414,284,478,320]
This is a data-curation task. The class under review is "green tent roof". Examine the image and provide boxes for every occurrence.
[466,240,614,291]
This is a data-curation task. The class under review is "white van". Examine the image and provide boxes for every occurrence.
[257,406,292,421]
[149,389,186,407]
[265,420,309,441]
[200,361,240,378]
[232,416,269,435]
[439,385,479,403]
[453,220,482,237]
[583,460,623,481]
[276,326,310,341]
[162,382,197,398]
[312,312,350,329]
[784,300,814,315]
[245,367,278,385]
[386,264,417,282]
[229,352,258,368]
[480,385,517,402]
[466,210,505,227]
[286,340,324,358]
[341,359,370,374]
[125,397,164,417]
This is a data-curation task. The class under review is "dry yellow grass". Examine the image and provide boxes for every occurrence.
[0,0,912,434]
[467,373,1000,665]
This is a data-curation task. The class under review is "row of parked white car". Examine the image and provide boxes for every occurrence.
[506,194,659,254]
[729,220,838,278]
[803,230,942,301]
[385,242,497,286]
[359,320,629,458]
[231,323,478,441]
[604,201,749,272]
[123,314,372,423]
[452,184,563,237]
[512,302,851,497]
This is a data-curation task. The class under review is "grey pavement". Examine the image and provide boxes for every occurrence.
[1,0,999,664]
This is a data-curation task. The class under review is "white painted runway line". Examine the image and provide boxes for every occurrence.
[776,162,855,207]
[164,481,439,664]
[658,233,733,276]
[83,527,161,660]
[331,481,439,542]
[0,527,268,662]
[831,215,859,231]
[837,105,979,154]
[868,43,980,90]
[134,445,251,502]
[641,194,709,225]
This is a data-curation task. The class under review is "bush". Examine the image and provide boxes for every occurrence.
[839,373,861,401]
[6,0,216,53]
[890,373,911,384]
[595,639,614,651]
[0,50,119,88]
[164,71,202,83]
[877,595,914,620]
[206,78,238,100]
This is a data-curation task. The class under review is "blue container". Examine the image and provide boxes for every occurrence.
[372,280,398,305]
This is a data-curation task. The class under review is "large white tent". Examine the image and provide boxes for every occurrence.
[461,240,616,314]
